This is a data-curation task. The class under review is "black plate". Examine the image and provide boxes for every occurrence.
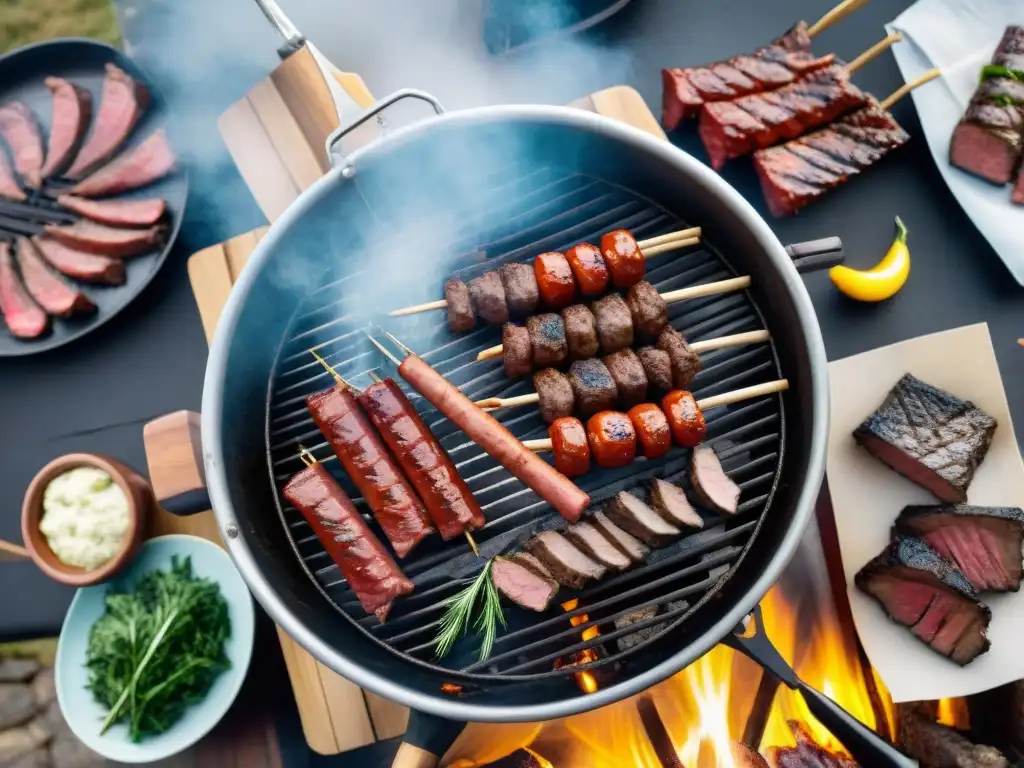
[0,38,188,357]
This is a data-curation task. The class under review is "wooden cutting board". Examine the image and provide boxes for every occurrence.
[185,82,666,756]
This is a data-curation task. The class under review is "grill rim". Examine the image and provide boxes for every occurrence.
[200,104,830,723]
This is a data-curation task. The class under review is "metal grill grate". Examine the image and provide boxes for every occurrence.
[265,166,785,682]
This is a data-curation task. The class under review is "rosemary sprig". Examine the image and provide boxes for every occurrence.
[434,559,506,662]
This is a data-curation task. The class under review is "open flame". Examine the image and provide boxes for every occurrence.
[557,599,602,694]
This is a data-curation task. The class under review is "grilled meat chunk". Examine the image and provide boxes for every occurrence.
[534,368,575,425]
[68,63,150,178]
[499,262,539,317]
[569,359,617,418]
[650,479,703,528]
[592,509,650,563]
[41,78,92,179]
[894,504,1024,592]
[526,530,606,589]
[565,519,631,571]
[0,152,25,201]
[638,346,673,393]
[587,411,637,469]
[548,416,591,477]
[57,194,165,227]
[526,313,568,368]
[565,243,608,296]
[510,552,554,579]
[43,220,165,258]
[32,236,124,286]
[534,251,575,308]
[949,78,1024,185]
[0,102,44,188]
[592,293,633,353]
[628,403,672,459]
[0,242,47,339]
[604,491,680,547]
[502,323,533,379]
[656,327,702,389]
[625,280,668,340]
[691,445,740,515]
[856,536,991,666]
[444,278,474,332]
[854,374,997,503]
[492,556,558,612]
[561,304,599,360]
[15,237,94,317]
[69,129,177,197]
[604,348,648,409]
[468,271,508,325]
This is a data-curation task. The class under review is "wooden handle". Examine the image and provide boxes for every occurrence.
[0,540,30,563]
[845,31,903,75]
[807,0,871,37]
[392,743,440,768]
[143,411,210,516]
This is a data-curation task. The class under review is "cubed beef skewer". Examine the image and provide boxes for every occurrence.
[562,304,599,360]
[604,348,649,409]
[468,271,509,325]
[526,313,568,367]
[568,359,618,418]
[534,368,575,425]
[499,262,540,317]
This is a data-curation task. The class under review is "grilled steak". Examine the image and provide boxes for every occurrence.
[650,479,703,528]
[604,348,648,409]
[691,445,740,515]
[754,102,911,217]
[510,552,554,579]
[57,194,165,227]
[592,509,650,563]
[565,519,631,571]
[656,327,702,389]
[625,280,668,340]
[569,359,617,418]
[492,556,558,612]
[43,220,166,258]
[0,242,47,339]
[894,504,1024,592]
[561,304,599,360]
[949,78,1024,185]
[993,25,1024,71]
[855,536,991,666]
[526,313,568,368]
[31,236,124,286]
[638,346,673,393]
[41,77,92,179]
[854,374,997,503]
[591,293,633,353]
[525,530,606,589]
[69,129,177,197]
[534,368,574,424]
[0,152,25,202]
[67,63,150,178]
[0,102,44,188]
[503,323,533,379]
[468,271,508,325]
[499,262,539,317]
[444,278,474,332]
[15,237,94,317]
[604,491,680,547]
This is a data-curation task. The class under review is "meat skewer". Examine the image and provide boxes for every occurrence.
[477,275,752,364]
[476,329,770,422]
[388,226,702,326]
[366,328,592,524]
[0,102,45,188]
[40,77,92,179]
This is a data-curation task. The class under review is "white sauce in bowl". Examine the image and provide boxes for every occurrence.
[39,468,130,570]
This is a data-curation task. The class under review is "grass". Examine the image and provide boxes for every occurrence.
[0,0,120,53]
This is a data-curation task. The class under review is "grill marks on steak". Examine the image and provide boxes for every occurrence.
[67,64,150,179]
[492,556,558,612]
[0,102,45,188]
[31,236,124,285]
[41,77,92,179]
[856,536,991,665]
[57,194,166,227]
[0,242,47,339]
[43,219,166,258]
[894,504,1024,592]
[15,237,94,317]
[854,374,997,503]
[70,129,177,198]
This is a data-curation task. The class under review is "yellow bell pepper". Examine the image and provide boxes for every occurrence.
[829,217,909,302]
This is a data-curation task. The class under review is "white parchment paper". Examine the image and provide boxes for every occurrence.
[886,1,1024,283]
[827,323,1024,702]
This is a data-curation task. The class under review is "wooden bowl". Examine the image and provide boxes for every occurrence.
[21,454,151,586]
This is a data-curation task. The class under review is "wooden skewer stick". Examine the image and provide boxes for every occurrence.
[388,227,703,318]
[878,68,942,111]
[476,275,753,362]
[520,379,790,452]
[844,31,902,76]
[474,330,771,410]
[807,0,872,37]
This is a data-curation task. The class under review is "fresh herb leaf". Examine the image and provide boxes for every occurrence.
[987,93,1024,106]
[980,64,1024,83]
[434,559,506,662]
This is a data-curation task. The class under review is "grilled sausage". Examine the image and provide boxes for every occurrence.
[626,280,669,340]
[565,243,609,296]
[399,354,591,522]
[627,403,672,459]
[283,463,414,622]
[445,278,475,333]
[358,378,485,541]
[657,327,702,389]
[526,313,568,368]
[569,359,618,418]
[548,416,591,478]
[600,229,644,287]
[592,293,634,353]
[661,390,707,447]
[561,304,599,360]
[534,368,575,425]
[306,386,435,558]
[586,410,637,468]
[534,251,575,308]
[603,348,648,408]
[503,323,533,379]
[468,271,509,325]
[638,346,673,393]
[499,262,540,317]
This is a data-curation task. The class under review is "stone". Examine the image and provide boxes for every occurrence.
[49,734,105,768]
[0,722,49,764]
[36,701,65,738]
[6,749,50,768]
[0,659,40,684]
[0,684,37,730]
[31,669,55,708]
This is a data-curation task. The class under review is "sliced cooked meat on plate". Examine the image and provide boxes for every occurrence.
[894,504,1024,592]
[15,237,94,317]
[690,445,741,515]
[40,77,92,179]
[0,102,45,188]
[948,77,1024,186]
[67,63,149,179]
[69,129,177,198]
[492,556,558,612]
[57,194,166,227]
[43,219,165,258]
[525,530,606,589]
[650,478,704,528]
[0,242,47,339]
[31,236,125,285]
[0,153,26,202]
[855,535,991,666]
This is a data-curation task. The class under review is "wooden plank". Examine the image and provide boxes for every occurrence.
[365,691,411,741]
[268,47,337,176]
[248,78,325,195]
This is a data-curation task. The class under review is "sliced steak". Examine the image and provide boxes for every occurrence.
[468,271,508,325]
[534,368,574,425]
[69,129,177,197]
[0,152,25,202]
[525,530,606,589]
[855,536,991,666]
[526,313,568,368]
[0,242,47,339]
[894,504,1024,592]
[67,63,150,178]
[444,278,474,332]
[57,194,165,227]
[510,552,554,579]
[502,323,533,379]
[15,237,94,317]
[592,293,633,353]
[43,220,166,258]
[638,346,673,393]
[568,359,617,418]
[565,520,631,571]
[854,374,997,503]
[604,348,648,409]
[657,327,702,389]
[650,479,703,528]
[604,491,680,548]
[492,557,558,612]
[41,77,92,179]
[499,262,539,317]
[592,509,650,563]
[0,102,44,188]
[625,280,668,340]
[690,445,740,515]
[949,81,1024,185]
[32,236,124,286]
[561,304,599,361]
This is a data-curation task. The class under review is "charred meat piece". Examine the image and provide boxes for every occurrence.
[638,346,673,393]
[592,509,650,563]
[566,519,631,571]
[569,359,617,418]
[525,530,606,589]
[533,251,575,308]
[43,220,165,258]
[503,323,533,379]
[0,242,47,339]
[510,552,554,579]
[548,416,590,478]
[565,243,608,296]
[600,229,644,287]
[592,293,633,353]
[855,536,992,666]
[662,390,707,448]
[561,304,599,360]
[57,194,165,227]
[586,410,637,469]
[499,262,539,317]
[41,78,92,179]
[69,129,177,197]
[31,236,124,286]
[0,102,44,188]
[67,63,150,178]
[949,78,1024,185]
[604,348,648,409]
[690,445,740,515]
[993,25,1024,71]
[625,280,668,341]
[656,327,702,389]
[526,313,568,368]
[605,492,680,547]
[650,478,703,528]
[854,374,997,503]
[894,504,1024,592]
[0,152,26,201]
[492,556,558,612]
[535,368,575,425]
[627,403,672,460]
[468,271,508,325]
[444,278,475,332]
[15,237,94,317]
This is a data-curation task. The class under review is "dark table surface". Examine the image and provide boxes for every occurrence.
[2,0,1019,670]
